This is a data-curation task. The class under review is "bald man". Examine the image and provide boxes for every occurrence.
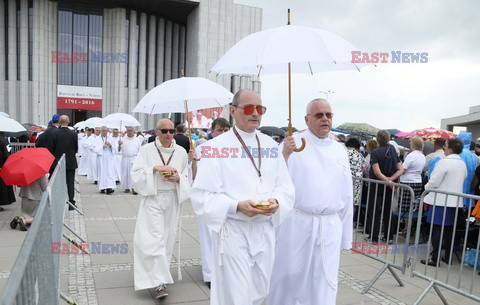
[131,119,190,299]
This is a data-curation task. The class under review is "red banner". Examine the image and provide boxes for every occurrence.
[57,97,102,111]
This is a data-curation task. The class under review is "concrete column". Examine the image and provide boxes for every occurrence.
[118,9,128,115]
[102,9,111,116]
[155,18,165,85]
[164,20,172,81]
[179,26,186,77]
[146,15,156,129]
[31,0,39,123]
[171,23,179,79]
[127,10,137,117]
[137,12,147,128]
[7,0,17,119]
[19,0,28,122]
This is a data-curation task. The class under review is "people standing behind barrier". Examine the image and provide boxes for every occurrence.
[0,133,15,211]
[51,115,78,209]
[10,175,48,231]
[364,139,379,172]
[131,118,190,299]
[423,139,445,177]
[43,114,60,154]
[421,138,467,266]
[366,130,404,243]
[346,137,367,217]
[118,126,141,194]
[457,132,477,209]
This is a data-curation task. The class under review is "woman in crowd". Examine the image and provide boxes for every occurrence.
[346,137,367,219]
[421,138,466,266]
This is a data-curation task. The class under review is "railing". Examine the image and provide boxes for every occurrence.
[8,143,35,154]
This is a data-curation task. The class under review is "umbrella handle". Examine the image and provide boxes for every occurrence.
[293,138,306,152]
[189,139,201,161]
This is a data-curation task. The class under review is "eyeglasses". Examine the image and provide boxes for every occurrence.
[157,128,176,134]
[307,112,334,119]
[234,105,267,115]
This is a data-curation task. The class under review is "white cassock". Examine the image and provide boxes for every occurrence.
[120,136,141,191]
[92,135,117,190]
[132,139,190,290]
[77,132,85,156]
[111,135,122,182]
[78,134,91,176]
[86,135,99,181]
[190,128,295,305]
[267,129,353,305]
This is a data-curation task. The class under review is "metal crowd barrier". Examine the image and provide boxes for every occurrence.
[0,156,81,305]
[353,177,417,293]
[410,189,480,304]
[8,143,35,154]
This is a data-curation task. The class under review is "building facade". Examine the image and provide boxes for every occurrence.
[441,105,480,141]
[0,0,261,128]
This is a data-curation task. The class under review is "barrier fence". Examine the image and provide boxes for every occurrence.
[410,189,480,304]
[0,156,82,305]
[8,143,35,154]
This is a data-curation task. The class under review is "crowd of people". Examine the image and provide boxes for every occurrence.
[2,87,480,304]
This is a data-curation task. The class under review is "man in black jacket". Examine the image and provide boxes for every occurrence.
[43,114,60,153]
[51,115,78,210]
[173,124,190,153]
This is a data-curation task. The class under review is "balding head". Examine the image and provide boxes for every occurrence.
[230,89,263,133]
[155,118,175,147]
[305,98,333,139]
[59,115,70,126]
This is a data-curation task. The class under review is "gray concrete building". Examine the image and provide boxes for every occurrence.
[441,105,480,141]
[0,0,261,129]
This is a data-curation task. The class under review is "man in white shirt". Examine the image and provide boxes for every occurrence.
[92,126,116,194]
[118,126,141,194]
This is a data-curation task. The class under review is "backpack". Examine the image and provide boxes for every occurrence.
[382,145,398,177]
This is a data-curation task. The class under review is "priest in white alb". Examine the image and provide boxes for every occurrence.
[131,118,190,299]
[118,126,141,194]
[190,89,295,305]
[267,98,353,305]
[77,128,92,176]
[92,126,116,194]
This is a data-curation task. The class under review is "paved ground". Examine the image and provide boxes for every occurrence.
[1,174,479,304]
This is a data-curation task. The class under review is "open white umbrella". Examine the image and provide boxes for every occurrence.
[103,113,141,130]
[73,120,86,128]
[0,116,27,133]
[81,117,104,129]
[211,10,370,151]
[0,112,10,118]
[133,76,233,158]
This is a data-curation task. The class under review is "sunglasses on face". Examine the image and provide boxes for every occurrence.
[308,112,334,119]
[234,105,267,115]
[157,128,176,134]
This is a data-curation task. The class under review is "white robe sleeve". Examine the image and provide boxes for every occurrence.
[92,137,104,156]
[270,152,295,227]
[190,155,238,233]
[130,146,157,197]
[175,150,191,204]
[338,150,354,249]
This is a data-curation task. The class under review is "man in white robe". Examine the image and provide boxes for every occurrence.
[110,128,122,183]
[188,117,231,287]
[87,127,101,183]
[119,126,141,194]
[131,118,190,299]
[92,126,116,194]
[267,99,353,305]
[78,128,92,176]
[190,89,295,305]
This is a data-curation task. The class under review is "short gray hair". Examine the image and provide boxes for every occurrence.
[306,98,328,115]
[376,130,391,146]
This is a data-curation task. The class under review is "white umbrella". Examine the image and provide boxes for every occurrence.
[132,77,233,115]
[82,117,104,128]
[211,10,371,151]
[73,120,86,128]
[103,113,141,130]
[0,116,27,133]
[0,112,10,118]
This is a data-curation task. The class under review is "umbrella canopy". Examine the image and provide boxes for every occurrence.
[281,126,298,133]
[0,111,10,118]
[22,123,45,133]
[0,147,54,185]
[336,123,380,137]
[393,137,434,155]
[103,113,141,129]
[78,117,104,129]
[211,25,369,75]
[405,127,456,141]
[0,116,27,133]
[258,126,286,138]
[394,131,410,137]
[387,129,402,136]
[132,77,234,114]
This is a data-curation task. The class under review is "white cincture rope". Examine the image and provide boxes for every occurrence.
[176,202,183,281]
[294,208,337,289]
[218,223,229,266]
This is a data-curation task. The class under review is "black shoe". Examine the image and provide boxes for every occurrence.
[420,259,438,266]
[10,216,19,229]
[206,282,211,289]
[441,257,452,265]
[94,181,98,185]
[68,202,76,211]
[106,188,114,194]
[18,218,27,231]
[101,189,105,193]
[116,181,120,185]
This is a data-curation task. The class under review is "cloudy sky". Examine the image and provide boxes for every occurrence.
[235,0,480,133]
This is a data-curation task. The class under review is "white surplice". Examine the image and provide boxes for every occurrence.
[78,134,91,176]
[86,135,99,182]
[190,128,295,305]
[267,129,353,305]
[120,136,141,191]
[111,135,122,182]
[131,139,190,291]
[92,135,117,190]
